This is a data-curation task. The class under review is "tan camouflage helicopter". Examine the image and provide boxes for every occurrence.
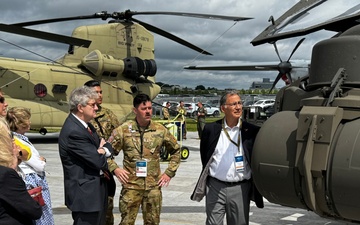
[0,10,250,134]
[186,0,360,223]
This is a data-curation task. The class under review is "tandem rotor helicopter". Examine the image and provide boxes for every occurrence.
[0,8,250,134]
[187,0,360,223]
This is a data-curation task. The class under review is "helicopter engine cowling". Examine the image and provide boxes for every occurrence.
[252,107,360,222]
[81,50,157,79]
[308,24,360,90]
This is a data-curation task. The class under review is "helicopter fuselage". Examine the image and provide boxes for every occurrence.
[0,56,160,129]
[0,21,163,130]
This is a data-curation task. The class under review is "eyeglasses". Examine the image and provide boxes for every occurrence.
[0,96,5,103]
[86,102,97,108]
[225,101,242,108]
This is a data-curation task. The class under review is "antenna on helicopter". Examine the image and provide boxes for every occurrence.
[268,15,275,25]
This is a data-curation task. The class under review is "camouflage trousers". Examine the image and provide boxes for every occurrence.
[105,196,114,225]
[197,117,205,138]
[119,188,162,225]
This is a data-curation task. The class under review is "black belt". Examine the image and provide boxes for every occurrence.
[209,176,249,185]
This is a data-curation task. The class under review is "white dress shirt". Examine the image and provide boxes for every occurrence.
[209,119,251,182]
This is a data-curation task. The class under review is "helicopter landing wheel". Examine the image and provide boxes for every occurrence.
[181,146,190,160]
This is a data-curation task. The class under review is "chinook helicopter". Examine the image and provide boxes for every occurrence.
[187,0,360,223]
[0,9,250,133]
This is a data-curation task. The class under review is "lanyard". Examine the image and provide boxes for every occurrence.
[222,119,241,152]
[134,120,154,159]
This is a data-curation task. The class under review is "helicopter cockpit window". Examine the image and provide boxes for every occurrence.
[34,83,47,98]
[52,84,68,94]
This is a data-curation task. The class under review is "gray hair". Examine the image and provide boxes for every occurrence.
[69,86,98,113]
[220,90,240,106]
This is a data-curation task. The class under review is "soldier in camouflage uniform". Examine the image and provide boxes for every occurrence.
[162,102,170,120]
[84,80,121,225]
[196,101,207,139]
[176,100,187,139]
[109,93,181,225]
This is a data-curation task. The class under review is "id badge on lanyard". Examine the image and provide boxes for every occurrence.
[136,160,147,177]
[235,155,244,173]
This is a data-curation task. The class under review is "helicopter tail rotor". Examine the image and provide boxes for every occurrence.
[269,37,305,92]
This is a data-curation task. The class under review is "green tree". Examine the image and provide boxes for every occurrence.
[195,85,206,90]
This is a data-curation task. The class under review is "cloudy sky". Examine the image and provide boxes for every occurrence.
[0,0,335,90]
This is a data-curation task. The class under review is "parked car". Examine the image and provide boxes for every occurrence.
[203,103,221,117]
[184,103,197,117]
[243,99,256,107]
[152,103,163,116]
[251,99,275,109]
[185,102,220,117]
[206,99,220,108]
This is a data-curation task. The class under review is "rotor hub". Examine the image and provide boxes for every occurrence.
[278,61,292,74]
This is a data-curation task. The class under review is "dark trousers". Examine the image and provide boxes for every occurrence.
[72,178,108,225]
[72,211,104,225]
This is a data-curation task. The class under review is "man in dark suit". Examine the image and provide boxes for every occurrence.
[59,86,114,225]
[191,90,263,225]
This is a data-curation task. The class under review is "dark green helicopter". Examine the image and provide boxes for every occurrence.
[254,1,360,223]
[186,0,360,223]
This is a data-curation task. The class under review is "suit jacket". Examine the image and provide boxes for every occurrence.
[58,113,113,212]
[191,118,264,208]
[0,165,42,225]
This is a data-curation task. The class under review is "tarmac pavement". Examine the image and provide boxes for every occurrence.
[31,131,355,225]
[33,131,205,225]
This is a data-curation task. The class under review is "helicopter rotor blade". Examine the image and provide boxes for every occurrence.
[132,17,212,55]
[272,42,282,62]
[11,10,251,27]
[269,72,283,93]
[9,11,199,27]
[287,37,305,62]
[0,23,91,47]
[8,10,250,55]
[184,64,279,70]
[11,12,111,27]
[129,11,252,22]
[286,72,292,84]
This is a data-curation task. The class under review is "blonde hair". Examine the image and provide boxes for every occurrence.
[6,107,31,132]
[0,117,15,168]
